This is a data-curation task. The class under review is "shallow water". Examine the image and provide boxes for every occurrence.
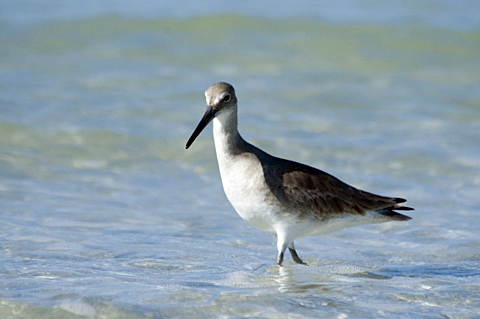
[1,1,480,318]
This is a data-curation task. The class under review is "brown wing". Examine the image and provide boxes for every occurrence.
[263,157,413,220]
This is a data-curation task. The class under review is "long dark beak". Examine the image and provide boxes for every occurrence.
[186,106,217,149]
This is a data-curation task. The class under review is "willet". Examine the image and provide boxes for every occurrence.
[186,82,413,266]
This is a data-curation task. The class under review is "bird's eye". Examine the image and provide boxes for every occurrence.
[222,94,231,103]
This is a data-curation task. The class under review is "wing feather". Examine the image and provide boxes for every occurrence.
[263,157,412,220]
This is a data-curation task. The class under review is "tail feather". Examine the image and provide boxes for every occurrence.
[394,206,414,211]
[377,200,414,221]
[392,198,414,212]
[379,210,412,221]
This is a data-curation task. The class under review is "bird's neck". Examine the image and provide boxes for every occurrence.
[212,107,246,158]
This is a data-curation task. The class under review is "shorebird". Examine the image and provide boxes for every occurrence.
[186,82,413,266]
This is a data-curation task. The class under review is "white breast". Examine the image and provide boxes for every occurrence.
[212,116,279,233]
[219,152,278,232]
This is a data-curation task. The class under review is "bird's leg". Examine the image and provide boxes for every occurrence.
[276,251,284,266]
[276,238,288,267]
[288,242,307,265]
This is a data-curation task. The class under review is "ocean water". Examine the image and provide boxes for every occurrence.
[1,0,480,318]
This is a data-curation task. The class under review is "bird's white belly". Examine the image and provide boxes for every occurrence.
[217,157,279,233]
[226,187,277,233]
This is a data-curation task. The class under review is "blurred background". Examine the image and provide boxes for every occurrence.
[1,0,479,318]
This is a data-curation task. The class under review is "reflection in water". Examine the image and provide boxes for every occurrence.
[270,265,332,294]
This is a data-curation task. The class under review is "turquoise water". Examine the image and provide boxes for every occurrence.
[1,1,480,318]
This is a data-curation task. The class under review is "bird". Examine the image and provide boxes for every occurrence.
[186,82,413,266]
